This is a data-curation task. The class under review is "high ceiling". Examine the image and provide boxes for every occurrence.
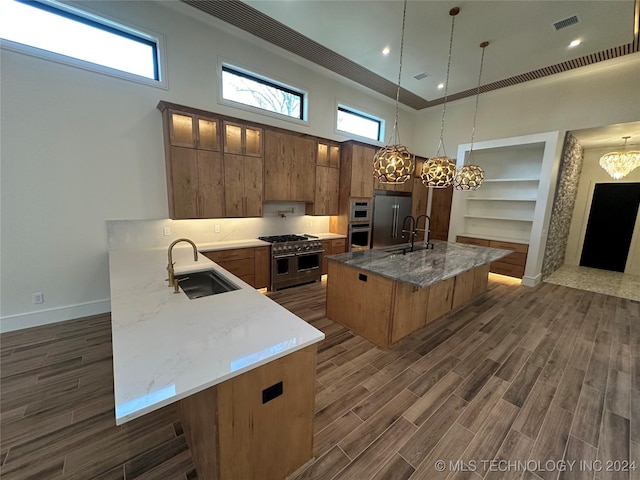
[183,0,639,110]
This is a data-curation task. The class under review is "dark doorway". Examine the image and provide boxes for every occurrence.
[580,182,640,272]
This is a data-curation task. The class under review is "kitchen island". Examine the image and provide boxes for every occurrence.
[109,245,324,480]
[326,240,510,349]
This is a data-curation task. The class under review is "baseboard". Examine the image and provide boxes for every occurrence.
[0,299,111,333]
[522,273,542,287]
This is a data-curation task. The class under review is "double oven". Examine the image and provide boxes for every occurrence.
[348,200,372,251]
[258,235,324,290]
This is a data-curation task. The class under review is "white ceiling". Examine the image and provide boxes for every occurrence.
[243,0,637,101]
[571,121,640,149]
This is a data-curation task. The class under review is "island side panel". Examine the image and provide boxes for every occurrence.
[178,345,317,480]
[426,277,455,324]
[326,260,394,349]
[178,386,220,480]
[472,264,490,298]
[217,345,317,480]
[452,269,476,311]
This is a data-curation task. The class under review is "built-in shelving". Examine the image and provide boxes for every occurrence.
[466,197,537,202]
[464,215,533,222]
[482,178,540,183]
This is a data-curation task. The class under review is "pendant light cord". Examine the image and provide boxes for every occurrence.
[437,9,458,157]
[391,0,408,146]
[469,42,488,156]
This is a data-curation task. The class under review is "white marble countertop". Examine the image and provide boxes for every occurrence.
[109,245,325,425]
[190,233,346,252]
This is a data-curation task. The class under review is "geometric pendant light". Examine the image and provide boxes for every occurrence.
[599,136,640,179]
[421,7,460,189]
[373,0,414,184]
[453,41,488,191]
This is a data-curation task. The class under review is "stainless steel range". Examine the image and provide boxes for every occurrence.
[258,234,324,291]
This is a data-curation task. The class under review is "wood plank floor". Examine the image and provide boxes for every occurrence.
[1,276,638,480]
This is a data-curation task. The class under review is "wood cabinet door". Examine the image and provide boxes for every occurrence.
[223,154,244,217]
[244,126,263,157]
[329,145,340,168]
[169,146,198,219]
[243,156,263,217]
[263,130,291,201]
[411,178,429,241]
[326,167,339,215]
[254,246,270,289]
[290,136,316,202]
[197,150,224,218]
[430,186,453,240]
[351,144,374,197]
[224,122,244,154]
[321,240,332,274]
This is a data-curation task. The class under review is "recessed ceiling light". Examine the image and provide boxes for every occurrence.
[437,83,445,89]
[569,39,581,48]
[382,46,391,55]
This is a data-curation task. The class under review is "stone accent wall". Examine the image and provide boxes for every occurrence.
[542,133,584,279]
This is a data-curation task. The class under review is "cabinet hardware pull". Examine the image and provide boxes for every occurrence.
[358,273,368,282]
[262,381,283,404]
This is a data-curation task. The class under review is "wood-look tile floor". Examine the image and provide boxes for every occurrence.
[1,276,638,480]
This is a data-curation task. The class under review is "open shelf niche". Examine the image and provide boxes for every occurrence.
[449,132,562,286]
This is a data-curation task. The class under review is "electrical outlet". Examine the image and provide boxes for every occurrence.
[32,292,44,304]
[214,224,221,233]
[163,226,171,236]
[308,220,313,228]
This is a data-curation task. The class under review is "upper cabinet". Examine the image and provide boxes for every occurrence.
[340,142,375,199]
[224,121,263,157]
[169,112,220,151]
[263,130,315,202]
[223,154,263,217]
[307,141,340,216]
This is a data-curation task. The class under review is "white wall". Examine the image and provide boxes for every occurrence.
[564,147,640,275]
[0,0,409,331]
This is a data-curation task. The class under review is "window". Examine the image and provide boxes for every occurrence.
[0,0,160,82]
[337,105,383,141]
[221,65,305,120]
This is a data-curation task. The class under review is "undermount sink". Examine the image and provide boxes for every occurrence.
[175,269,239,299]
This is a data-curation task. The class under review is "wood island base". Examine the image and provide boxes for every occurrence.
[326,261,490,349]
[178,345,317,480]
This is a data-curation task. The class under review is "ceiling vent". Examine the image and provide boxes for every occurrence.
[413,72,430,81]
[553,15,579,30]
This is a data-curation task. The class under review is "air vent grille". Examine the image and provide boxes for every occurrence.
[413,72,430,81]
[554,15,579,30]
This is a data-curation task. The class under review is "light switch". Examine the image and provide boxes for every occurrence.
[163,227,171,236]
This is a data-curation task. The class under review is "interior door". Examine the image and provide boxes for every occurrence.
[580,182,640,272]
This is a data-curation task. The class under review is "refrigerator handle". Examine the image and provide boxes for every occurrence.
[392,205,399,238]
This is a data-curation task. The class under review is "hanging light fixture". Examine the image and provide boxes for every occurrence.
[599,136,640,179]
[421,7,460,189]
[453,41,488,191]
[373,0,414,184]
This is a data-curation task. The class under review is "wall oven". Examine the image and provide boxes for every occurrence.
[349,200,371,223]
[348,223,371,252]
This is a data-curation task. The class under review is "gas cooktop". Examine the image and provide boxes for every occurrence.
[258,234,309,243]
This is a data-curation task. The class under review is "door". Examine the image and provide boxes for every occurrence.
[430,186,453,240]
[372,195,398,248]
[580,182,640,272]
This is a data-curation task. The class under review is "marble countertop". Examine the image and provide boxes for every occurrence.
[187,233,346,252]
[327,240,511,288]
[109,245,325,425]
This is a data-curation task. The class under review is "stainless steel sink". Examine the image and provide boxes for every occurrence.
[175,270,239,299]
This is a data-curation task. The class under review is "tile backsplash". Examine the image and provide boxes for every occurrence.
[107,203,331,250]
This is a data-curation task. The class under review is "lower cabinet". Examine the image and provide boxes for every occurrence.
[321,238,346,275]
[456,236,528,279]
[178,345,317,480]
[202,246,270,289]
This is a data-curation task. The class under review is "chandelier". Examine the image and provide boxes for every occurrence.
[453,41,489,191]
[373,0,414,184]
[599,136,640,179]
[421,7,459,188]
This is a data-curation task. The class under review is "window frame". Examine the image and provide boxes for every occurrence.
[219,62,308,124]
[0,0,167,89]
[336,104,384,143]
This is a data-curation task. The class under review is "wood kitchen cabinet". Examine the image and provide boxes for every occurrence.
[224,121,263,157]
[321,238,346,274]
[456,236,529,278]
[168,111,221,151]
[340,142,375,199]
[224,154,263,217]
[264,130,315,202]
[202,245,270,289]
[306,141,340,216]
[411,178,429,242]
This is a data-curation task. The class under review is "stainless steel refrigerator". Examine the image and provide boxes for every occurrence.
[371,192,413,248]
